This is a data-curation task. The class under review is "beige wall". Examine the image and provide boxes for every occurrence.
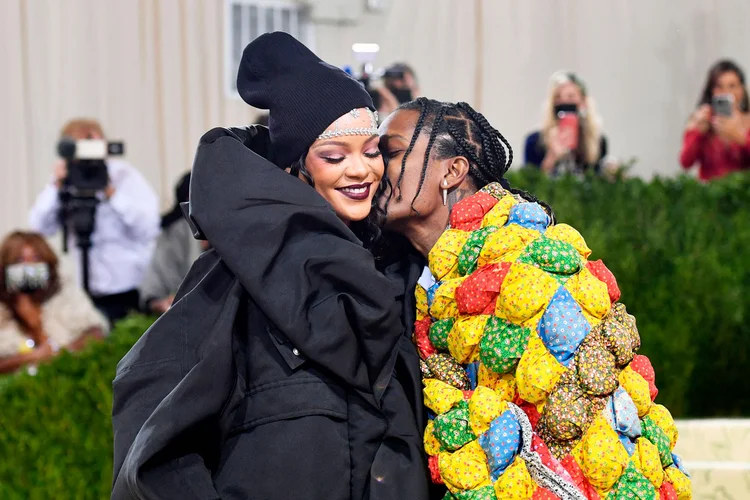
[2,0,749,237]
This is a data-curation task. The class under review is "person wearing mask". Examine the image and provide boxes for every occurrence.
[112,33,429,500]
[29,119,160,324]
[0,231,108,374]
[139,172,205,315]
[680,59,750,180]
[376,63,420,119]
[525,71,608,176]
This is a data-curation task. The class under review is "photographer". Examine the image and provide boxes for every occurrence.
[680,60,750,180]
[28,119,160,324]
[524,71,608,176]
[0,231,108,374]
[375,63,420,118]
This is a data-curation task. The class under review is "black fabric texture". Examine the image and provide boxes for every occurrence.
[236,32,374,168]
[111,126,429,499]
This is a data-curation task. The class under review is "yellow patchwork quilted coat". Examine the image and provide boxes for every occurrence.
[414,183,691,500]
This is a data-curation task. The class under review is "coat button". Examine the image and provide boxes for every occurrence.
[292,348,300,356]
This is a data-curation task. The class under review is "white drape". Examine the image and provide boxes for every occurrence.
[2,0,749,236]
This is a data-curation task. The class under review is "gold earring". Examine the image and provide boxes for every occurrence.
[442,180,448,206]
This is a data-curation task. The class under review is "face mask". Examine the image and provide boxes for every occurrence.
[5,263,50,294]
[554,103,578,118]
[387,85,413,104]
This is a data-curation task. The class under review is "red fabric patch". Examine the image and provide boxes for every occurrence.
[532,487,561,500]
[518,401,541,430]
[532,434,572,484]
[414,317,437,359]
[429,455,443,484]
[455,262,511,315]
[449,192,499,231]
[631,354,659,401]
[561,455,601,500]
[586,260,621,303]
[659,481,678,500]
[462,390,474,400]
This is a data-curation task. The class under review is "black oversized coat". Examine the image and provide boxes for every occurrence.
[111,126,431,500]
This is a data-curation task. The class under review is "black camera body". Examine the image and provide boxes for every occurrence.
[57,138,124,195]
[55,137,125,292]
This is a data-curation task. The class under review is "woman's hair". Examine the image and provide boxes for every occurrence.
[387,97,554,218]
[698,59,750,112]
[60,118,105,139]
[541,72,602,166]
[0,232,61,306]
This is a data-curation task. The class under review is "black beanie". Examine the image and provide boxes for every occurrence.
[237,32,375,168]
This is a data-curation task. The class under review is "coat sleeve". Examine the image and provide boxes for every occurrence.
[189,128,404,404]
[111,252,242,500]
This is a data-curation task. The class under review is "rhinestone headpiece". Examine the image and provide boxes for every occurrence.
[317,108,379,141]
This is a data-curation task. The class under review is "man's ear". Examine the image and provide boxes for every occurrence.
[440,156,471,190]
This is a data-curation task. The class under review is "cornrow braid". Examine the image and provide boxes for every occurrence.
[392,98,555,222]
[395,97,430,202]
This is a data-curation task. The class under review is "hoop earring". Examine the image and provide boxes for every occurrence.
[442,180,448,206]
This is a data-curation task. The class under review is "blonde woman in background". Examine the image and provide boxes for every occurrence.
[524,71,608,176]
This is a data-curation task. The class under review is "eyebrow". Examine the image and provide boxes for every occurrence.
[381,133,409,141]
[313,135,379,149]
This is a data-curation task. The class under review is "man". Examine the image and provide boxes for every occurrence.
[29,118,160,324]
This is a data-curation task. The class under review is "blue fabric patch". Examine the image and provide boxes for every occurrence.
[427,410,436,421]
[612,387,642,439]
[478,409,522,482]
[465,362,479,391]
[537,287,591,366]
[507,202,550,232]
[426,281,442,310]
[672,453,690,478]
[619,434,636,456]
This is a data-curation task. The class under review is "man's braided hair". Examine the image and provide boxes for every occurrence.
[386,98,554,218]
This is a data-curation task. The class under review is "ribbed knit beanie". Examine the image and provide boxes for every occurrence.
[237,32,375,168]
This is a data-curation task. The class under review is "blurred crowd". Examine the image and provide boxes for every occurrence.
[0,58,748,375]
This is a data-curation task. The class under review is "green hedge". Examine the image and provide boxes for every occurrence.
[507,168,750,418]
[0,315,155,500]
[0,171,747,498]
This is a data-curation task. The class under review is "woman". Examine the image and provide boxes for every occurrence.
[378,98,691,499]
[112,33,429,500]
[0,231,107,374]
[524,72,608,176]
[139,172,205,315]
[680,59,750,180]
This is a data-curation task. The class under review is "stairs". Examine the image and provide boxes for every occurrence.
[674,419,750,499]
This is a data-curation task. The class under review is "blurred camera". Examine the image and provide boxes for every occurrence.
[57,138,124,194]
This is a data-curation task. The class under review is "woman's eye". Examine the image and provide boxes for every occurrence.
[322,156,345,164]
[364,150,382,159]
[386,150,403,159]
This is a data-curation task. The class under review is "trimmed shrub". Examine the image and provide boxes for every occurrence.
[0,315,155,500]
[507,169,750,417]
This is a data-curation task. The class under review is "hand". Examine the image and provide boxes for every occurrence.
[53,159,68,189]
[151,296,175,314]
[712,111,749,144]
[375,86,400,119]
[28,341,55,364]
[547,127,570,160]
[14,294,43,332]
[688,104,712,134]
[104,184,116,199]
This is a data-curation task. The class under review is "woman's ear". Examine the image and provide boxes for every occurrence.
[441,156,471,190]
